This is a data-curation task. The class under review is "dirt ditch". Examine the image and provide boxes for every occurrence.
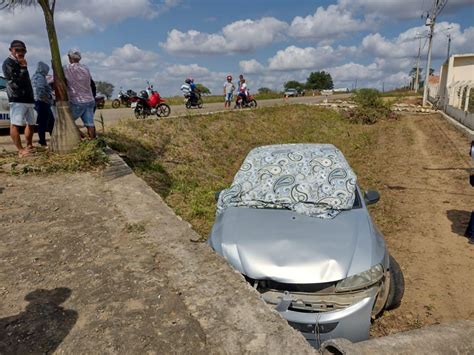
[107,107,474,337]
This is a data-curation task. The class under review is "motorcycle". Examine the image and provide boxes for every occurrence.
[112,89,137,108]
[95,95,105,109]
[185,92,203,109]
[131,89,171,119]
[235,93,257,109]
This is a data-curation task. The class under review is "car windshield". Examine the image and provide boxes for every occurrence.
[216,144,357,219]
[0,77,6,90]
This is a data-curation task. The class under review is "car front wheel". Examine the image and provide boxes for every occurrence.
[385,254,405,310]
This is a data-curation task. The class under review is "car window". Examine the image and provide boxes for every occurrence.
[0,77,6,90]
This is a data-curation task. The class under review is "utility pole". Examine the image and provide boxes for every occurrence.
[422,0,448,106]
[414,35,422,93]
[446,33,452,61]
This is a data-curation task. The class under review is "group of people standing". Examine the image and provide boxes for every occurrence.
[179,74,250,109]
[223,74,249,108]
[2,39,97,157]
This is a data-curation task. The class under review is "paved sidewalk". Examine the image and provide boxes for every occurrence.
[0,153,314,353]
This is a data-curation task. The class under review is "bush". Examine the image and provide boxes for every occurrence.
[347,88,397,124]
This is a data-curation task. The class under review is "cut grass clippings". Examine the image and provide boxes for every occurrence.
[0,138,109,174]
[106,104,393,238]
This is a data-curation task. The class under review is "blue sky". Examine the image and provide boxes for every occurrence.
[1,0,473,96]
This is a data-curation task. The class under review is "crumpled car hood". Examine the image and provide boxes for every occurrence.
[209,206,385,284]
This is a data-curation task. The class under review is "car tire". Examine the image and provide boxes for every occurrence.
[385,255,405,310]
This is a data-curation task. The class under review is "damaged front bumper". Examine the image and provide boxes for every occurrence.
[259,284,380,348]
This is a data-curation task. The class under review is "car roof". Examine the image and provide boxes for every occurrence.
[217,144,358,219]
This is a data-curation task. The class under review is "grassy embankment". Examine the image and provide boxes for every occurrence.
[106,104,396,239]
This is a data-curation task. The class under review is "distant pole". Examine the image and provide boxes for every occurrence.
[422,0,448,107]
[382,82,385,93]
[414,36,422,93]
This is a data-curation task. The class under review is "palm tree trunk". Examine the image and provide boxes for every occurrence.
[38,0,81,153]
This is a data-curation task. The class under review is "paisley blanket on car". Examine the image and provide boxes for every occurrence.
[217,144,357,219]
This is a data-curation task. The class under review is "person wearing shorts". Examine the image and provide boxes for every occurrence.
[223,75,235,109]
[63,49,96,138]
[2,40,36,157]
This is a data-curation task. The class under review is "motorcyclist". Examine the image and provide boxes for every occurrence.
[180,79,191,100]
[188,77,199,104]
[236,78,249,107]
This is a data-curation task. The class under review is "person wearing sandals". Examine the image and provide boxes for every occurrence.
[63,49,96,139]
[32,61,55,146]
[2,40,36,158]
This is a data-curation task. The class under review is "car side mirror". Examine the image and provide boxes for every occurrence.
[215,190,222,202]
[364,190,380,205]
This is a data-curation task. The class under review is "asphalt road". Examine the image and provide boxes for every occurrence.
[94,93,351,129]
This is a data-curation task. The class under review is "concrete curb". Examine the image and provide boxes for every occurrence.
[437,110,474,140]
[320,320,474,355]
[101,150,316,354]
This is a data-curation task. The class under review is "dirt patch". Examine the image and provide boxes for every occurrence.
[0,173,208,353]
[368,113,474,336]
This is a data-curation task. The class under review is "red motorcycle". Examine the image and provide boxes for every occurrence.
[235,93,257,109]
[131,89,171,119]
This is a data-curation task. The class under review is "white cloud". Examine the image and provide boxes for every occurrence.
[165,63,210,77]
[326,62,381,82]
[161,17,288,55]
[288,4,374,40]
[361,22,474,62]
[0,0,159,46]
[268,45,348,71]
[239,59,265,74]
[59,0,159,23]
[324,62,410,90]
[338,0,474,20]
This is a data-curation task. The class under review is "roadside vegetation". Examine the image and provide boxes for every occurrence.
[0,138,108,174]
[106,105,389,237]
[346,88,398,124]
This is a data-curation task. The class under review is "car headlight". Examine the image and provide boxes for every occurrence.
[335,264,384,292]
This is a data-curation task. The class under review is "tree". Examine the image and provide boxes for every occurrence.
[305,71,334,90]
[258,87,273,94]
[1,0,81,153]
[284,80,305,91]
[96,81,114,99]
[195,83,211,95]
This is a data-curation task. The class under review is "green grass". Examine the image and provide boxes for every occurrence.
[106,104,388,238]
[0,138,109,174]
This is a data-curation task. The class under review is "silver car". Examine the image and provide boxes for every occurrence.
[208,144,404,348]
[0,76,10,128]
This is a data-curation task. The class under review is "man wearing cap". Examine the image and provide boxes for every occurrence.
[2,40,36,157]
[63,49,96,139]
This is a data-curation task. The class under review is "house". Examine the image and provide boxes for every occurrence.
[437,53,474,111]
